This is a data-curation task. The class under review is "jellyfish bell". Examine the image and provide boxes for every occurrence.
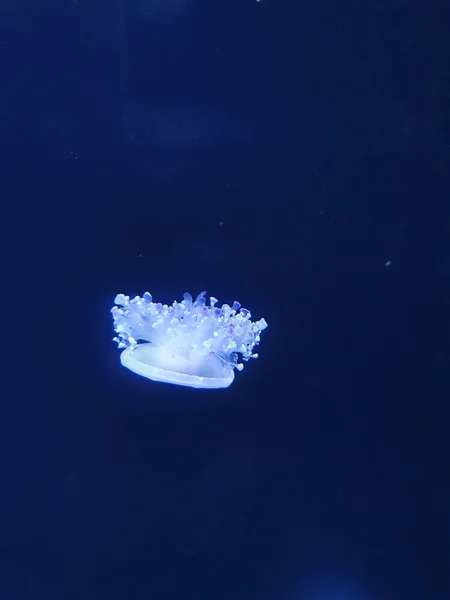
[111,291,267,389]
[119,345,235,389]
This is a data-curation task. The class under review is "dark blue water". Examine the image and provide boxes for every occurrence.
[1,1,449,599]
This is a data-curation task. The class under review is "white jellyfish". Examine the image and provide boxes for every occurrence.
[111,291,268,389]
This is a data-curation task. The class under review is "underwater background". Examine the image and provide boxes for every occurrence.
[0,0,449,599]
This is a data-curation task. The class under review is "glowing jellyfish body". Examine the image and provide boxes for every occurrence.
[111,291,268,389]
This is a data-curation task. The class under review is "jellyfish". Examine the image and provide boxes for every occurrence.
[111,290,268,389]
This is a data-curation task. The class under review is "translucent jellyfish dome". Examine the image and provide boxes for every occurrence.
[111,291,268,389]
